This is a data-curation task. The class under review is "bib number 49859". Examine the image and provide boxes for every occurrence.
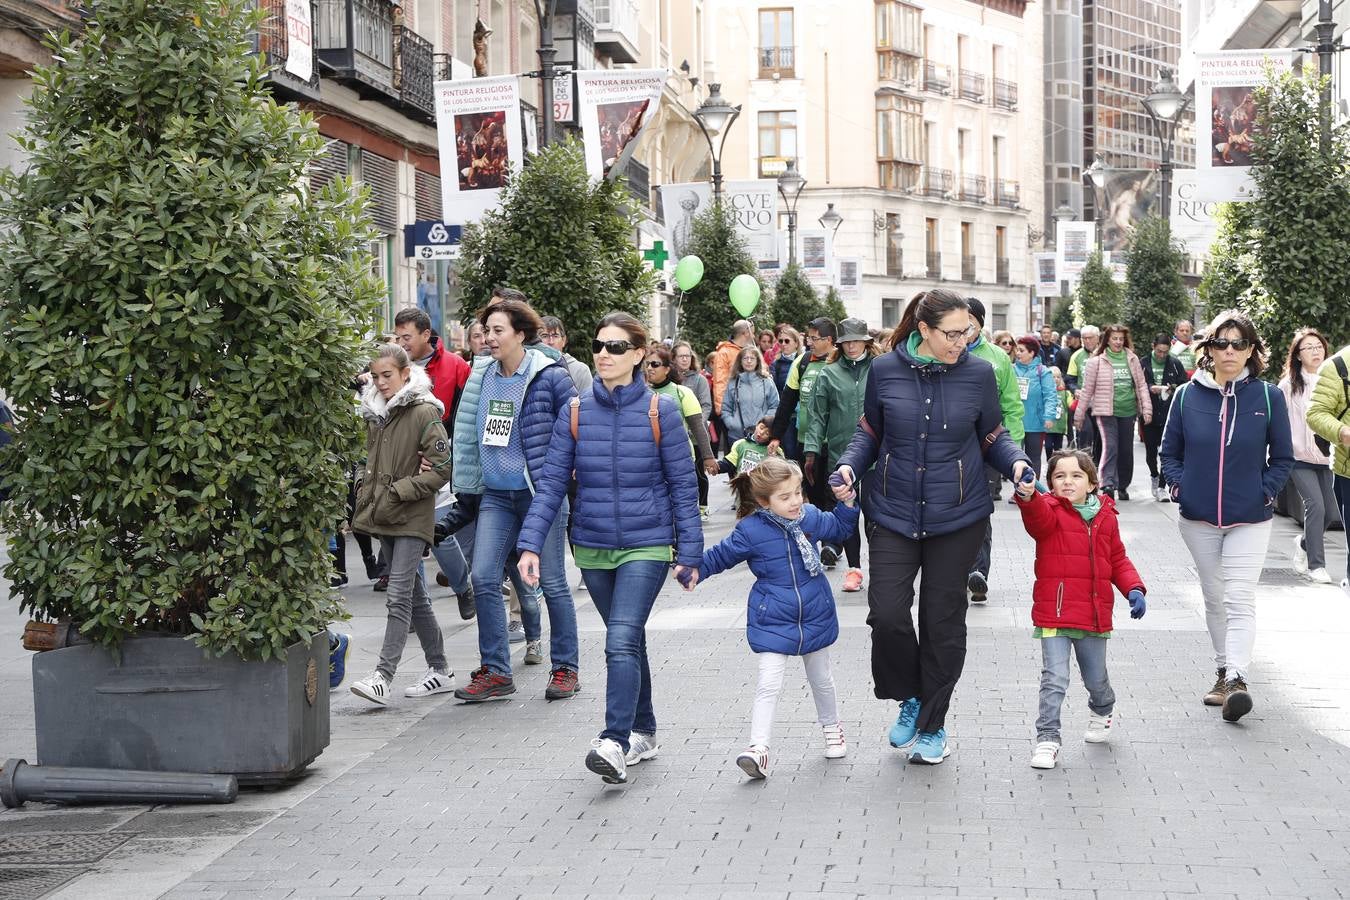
[482,400,515,448]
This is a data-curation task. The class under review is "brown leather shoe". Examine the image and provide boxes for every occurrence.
[1203,668,1229,706]
[1222,678,1253,723]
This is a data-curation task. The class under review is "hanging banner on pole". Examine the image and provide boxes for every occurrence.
[1170,169,1221,256]
[1194,49,1296,202]
[282,0,313,82]
[434,76,523,224]
[656,181,780,269]
[576,69,667,181]
[1034,253,1059,297]
[837,257,861,301]
[800,229,832,287]
[1056,221,1096,281]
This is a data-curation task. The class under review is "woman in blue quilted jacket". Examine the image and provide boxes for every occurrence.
[518,312,702,786]
[686,456,859,780]
[833,289,1032,766]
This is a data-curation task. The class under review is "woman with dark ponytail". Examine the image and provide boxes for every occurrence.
[832,289,1032,765]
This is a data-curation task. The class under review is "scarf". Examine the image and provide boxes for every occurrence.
[1073,493,1102,523]
[761,509,822,576]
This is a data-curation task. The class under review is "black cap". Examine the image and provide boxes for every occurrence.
[1066,328,1082,339]
[966,297,986,327]
[808,317,837,339]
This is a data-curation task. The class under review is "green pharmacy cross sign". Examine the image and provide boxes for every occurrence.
[642,241,669,269]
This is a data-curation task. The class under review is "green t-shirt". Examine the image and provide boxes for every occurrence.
[787,354,830,429]
[572,545,673,569]
[1049,389,1070,435]
[727,437,782,474]
[1106,349,1136,417]
[1171,339,1197,373]
[1067,347,1088,381]
[1034,627,1112,639]
[650,380,700,458]
[1149,355,1165,384]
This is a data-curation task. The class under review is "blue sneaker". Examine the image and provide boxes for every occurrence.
[888,698,921,749]
[909,729,950,765]
[328,633,351,689]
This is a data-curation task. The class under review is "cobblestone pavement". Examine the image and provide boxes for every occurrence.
[4,451,1350,899]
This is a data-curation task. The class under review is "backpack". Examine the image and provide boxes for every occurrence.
[1313,356,1350,455]
[570,394,662,444]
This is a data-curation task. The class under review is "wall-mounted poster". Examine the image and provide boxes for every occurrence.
[1194,49,1296,202]
[434,76,523,223]
[576,69,667,181]
[1034,253,1059,297]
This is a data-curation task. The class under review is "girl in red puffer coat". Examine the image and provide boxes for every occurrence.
[1014,449,1147,771]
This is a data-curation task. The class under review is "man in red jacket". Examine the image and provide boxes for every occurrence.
[395,307,470,425]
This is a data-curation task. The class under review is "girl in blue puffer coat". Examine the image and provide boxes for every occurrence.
[682,456,859,780]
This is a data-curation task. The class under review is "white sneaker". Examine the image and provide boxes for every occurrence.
[823,723,847,759]
[736,745,770,779]
[507,618,526,644]
[350,671,390,706]
[586,737,628,784]
[1293,537,1309,575]
[403,668,454,698]
[1308,567,1333,584]
[1084,711,1113,743]
[1030,741,1060,769]
[625,732,660,765]
[523,640,543,665]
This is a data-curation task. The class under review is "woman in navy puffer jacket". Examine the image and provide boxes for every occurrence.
[518,312,702,787]
[833,289,1032,766]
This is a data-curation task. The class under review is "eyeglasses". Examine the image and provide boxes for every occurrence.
[541,331,563,340]
[592,339,638,355]
[646,360,667,369]
[1206,338,1252,352]
[1299,344,1323,353]
[926,324,975,343]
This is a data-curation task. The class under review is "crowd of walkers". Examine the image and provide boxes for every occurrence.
[327,287,1350,782]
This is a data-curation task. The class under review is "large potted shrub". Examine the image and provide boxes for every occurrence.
[0,0,380,782]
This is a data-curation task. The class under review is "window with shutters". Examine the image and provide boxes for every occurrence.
[415,169,443,222]
[308,139,350,192]
[360,150,399,234]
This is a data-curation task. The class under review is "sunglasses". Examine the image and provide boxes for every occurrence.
[778,337,795,344]
[593,339,638,355]
[646,360,667,368]
[1206,338,1251,352]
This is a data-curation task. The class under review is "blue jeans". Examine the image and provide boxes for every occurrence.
[1036,635,1114,743]
[440,514,543,639]
[430,536,471,595]
[471,488,576,676]
[582,560,668,752]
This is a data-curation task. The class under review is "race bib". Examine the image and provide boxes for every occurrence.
[483,399,515,448]
[737,445,769,474]
[1017,375,1030,401]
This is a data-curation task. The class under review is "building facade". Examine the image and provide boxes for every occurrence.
[703,0,1042,333]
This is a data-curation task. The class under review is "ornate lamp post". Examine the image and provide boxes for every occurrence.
[1084,153,1109,246]
[1141,68,1190,220]
[777,159,806,265]
[690,83,741,203]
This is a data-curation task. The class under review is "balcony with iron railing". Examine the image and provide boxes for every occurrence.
[993,78,1018,110]
[926,251,942,279]
[252,0,322,101]
[394,24,434,121]
[594,0,640,64]
[994,179,1020,208]
[432,52,452,81]
[315,0,395,96]
[996,257,1011,285]
[917,167,952,198]
[759,46,796,79]
[958,70,985,102]
[922,60,951,94]
[961,255,977,282]
[958,174,987,203]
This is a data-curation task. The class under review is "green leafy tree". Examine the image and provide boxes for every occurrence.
[0,0,380,659]
[1123,216,1192,346]
[678,202,760,355]
[1198,202,1257,322]
[1072,251,1124,329]
[823,285,849,323]
[767,263,822,332]
[456,138,655,364]
[1050,297,1076,336]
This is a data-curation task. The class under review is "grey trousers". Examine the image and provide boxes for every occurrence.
[1290,466,1340,570]
[1036,635,1114,743]
[376,535,447,680]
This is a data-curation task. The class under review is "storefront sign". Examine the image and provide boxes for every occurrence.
[403,221,463,260]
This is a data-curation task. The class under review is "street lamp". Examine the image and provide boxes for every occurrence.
[777,159,806,265]
[691,83,741,203]
[1083,153,1108,245]
[818,203,843,237]
[1142,68,1191,220]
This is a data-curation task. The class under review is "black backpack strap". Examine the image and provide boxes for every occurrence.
[1335,355,1350,420]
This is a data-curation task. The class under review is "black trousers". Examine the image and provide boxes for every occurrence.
[866,518,987,733]
[1141,417,1165,481]
[1022,433,1046,478]
[696,464,709,507]
[971,466,1001,579]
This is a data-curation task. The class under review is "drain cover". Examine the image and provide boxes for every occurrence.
[0,868,86,900]
[0,833,133,865]
[1259,567,1304,586]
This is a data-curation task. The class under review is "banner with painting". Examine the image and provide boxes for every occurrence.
[434,75,523,223]
[1056,221,1096,282]
[799,229,832,286]
[1099,169,1160,252]
[656,180,780,269]
[836,257,861,301]
[1194,49,1296,202]
[576,69,667,181]
[1034,253,1059,297]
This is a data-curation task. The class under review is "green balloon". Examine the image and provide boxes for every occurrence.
[674,255,704,291]
[728,274,761,317]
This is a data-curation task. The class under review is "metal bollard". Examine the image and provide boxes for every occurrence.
[0,758,238,808]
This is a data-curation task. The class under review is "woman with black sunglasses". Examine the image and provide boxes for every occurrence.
[1161,309,1294,724]
[518,314,703,785]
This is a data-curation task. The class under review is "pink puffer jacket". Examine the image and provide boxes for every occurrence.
[1073,350,1152,426]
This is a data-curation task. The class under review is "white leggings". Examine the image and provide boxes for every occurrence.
[749,649,839,748]
[1178,517,1272,679]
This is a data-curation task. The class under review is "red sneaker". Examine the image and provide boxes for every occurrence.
[453,666,515,702]
[545,667,580,700]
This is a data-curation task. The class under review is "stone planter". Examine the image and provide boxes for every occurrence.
[31,632,329,786]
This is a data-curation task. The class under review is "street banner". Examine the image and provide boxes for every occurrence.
[434,75,523,223]
[1194,49,1296,202]
[837,257,861,301]
[799,229,832,286]
[1104,251,1128,284]
[1170,169,1221,256]
[1034,253,1058,297]
[1100,168,1160,252]
[657,181,780,269]
[553,72,574,124]
[282,0,313,82]
[1056,221,1096,280]
[576,69,666,181]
